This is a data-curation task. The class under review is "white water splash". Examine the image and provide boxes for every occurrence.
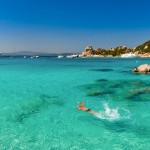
[95,103,130,121]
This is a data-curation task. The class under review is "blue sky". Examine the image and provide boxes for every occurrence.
[0,0,150,53]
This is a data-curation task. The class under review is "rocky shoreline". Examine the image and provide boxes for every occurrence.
[78,40,150,58]
[79,53,150,58]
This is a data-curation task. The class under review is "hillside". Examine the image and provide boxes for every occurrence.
[133,40,150,53]
[80,45,132,57]
[80,40,150,57]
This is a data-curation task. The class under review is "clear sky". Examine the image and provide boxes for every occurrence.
[0,0,150,53]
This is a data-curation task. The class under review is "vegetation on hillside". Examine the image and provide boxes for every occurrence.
[133,40,150,53]
[87,46,132,56]
[85,40,150,56]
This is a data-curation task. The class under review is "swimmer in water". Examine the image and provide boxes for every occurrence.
[77,102,98,115]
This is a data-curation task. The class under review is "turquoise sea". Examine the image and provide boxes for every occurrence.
[0,57,150,150]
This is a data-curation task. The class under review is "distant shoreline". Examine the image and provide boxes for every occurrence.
[78,40,150,58]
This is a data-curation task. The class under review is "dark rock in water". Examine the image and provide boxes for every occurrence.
[130,81,147,87]
[127,94,141,101]
[87,90,103,96]
[109,80,129,89]
[87,90,114,96]
[15,97,50,123]
[127,88,150,101]
[9,94,64,123]
[40,94,64,106]
[15,109,39,123]
[90,69,114,72]
[96,79,109,82]
[78,79,150,102]
[79,83,102,90]
[109,80,149,89]
[109,83,122,88]
[120,70,130,74]
[130,88,150,95]
[40,94,58,100]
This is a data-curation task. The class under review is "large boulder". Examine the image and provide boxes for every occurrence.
[132,64,150,73]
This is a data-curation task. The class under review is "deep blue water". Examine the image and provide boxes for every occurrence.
[0,57,150,150]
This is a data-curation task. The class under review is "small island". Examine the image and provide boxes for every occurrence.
[79,40,150,58]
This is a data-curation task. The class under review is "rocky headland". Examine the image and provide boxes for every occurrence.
[79,40,150,58]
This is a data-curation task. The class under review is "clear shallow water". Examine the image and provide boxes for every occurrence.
[0,57,150,150]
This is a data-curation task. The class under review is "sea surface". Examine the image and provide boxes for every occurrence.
[0,57,150,150]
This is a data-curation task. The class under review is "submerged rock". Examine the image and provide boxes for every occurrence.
[127,87,150,101]
[87,90,114,96]
[6,94,63,123]
[96,79,108,82]
[90,69,114,72]
[130,87,150,95]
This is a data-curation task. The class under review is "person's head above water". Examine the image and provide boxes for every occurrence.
[77,102,87,111]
